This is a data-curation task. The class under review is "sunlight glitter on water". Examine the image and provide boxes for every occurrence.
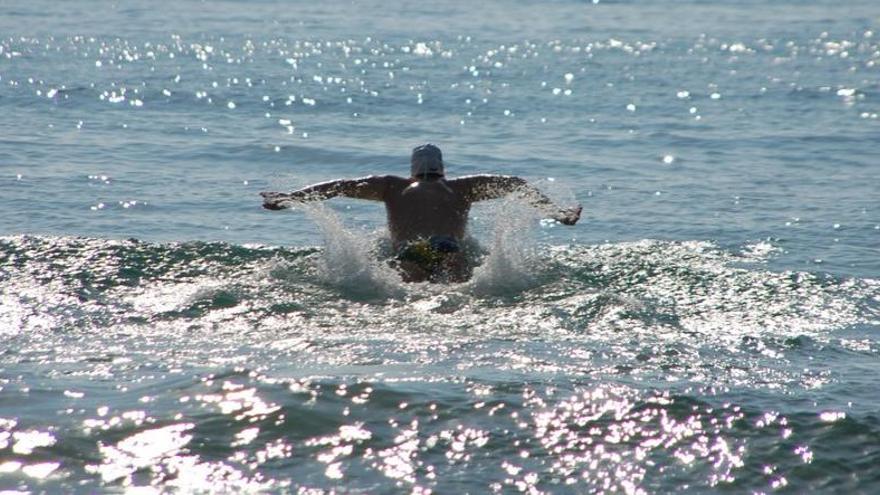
[5,31,877,140]
[1,232,879,491]
[2,2,880,491]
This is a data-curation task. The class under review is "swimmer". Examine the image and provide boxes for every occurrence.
[261,144,582,282]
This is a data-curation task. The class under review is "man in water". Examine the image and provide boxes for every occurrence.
[261,144,581,282]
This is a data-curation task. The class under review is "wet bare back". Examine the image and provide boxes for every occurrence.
[382,177,471,248]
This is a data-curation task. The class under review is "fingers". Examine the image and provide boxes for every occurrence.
[260,192,287,210]
[557,205,582,225]
[261,191,291,210]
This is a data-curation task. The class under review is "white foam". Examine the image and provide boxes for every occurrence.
[301,203,403,298]
[468,198,542,295]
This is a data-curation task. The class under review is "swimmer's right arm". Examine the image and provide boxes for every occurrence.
[261,175,391,209]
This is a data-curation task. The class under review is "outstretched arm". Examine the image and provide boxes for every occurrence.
[261,175,390,210]
[454,174,582,225]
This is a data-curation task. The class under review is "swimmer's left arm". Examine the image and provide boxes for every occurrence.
[261,175,391,209]
[454,174,582,225]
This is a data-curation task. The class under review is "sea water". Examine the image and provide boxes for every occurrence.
[1,0,879,492]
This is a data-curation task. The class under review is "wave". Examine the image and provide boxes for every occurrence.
[2,233,879,492]
[4,368,880,493]
[2,232,875,343]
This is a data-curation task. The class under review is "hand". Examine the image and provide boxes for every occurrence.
[260,191,288,210]
[556,205,582,225]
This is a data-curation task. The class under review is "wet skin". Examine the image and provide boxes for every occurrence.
[261,174,581,282]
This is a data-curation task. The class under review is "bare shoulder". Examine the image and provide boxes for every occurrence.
[449,174,497,182]
[338,174,405,201]
[450,174,523,185]
[448,174,502,189]
[449,174,527,199]
[351,174,398,184]
[380,174,411,185]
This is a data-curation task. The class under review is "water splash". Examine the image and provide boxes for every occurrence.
[299,203,403,299]
[468,197,551,296]
[274,193,560,297]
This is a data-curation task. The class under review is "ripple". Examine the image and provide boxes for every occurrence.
[2,1,880,491]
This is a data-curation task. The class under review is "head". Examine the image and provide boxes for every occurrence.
[410,144,444,179]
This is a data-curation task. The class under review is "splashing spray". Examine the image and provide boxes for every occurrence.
[468,197,543,295]
[300,203,403,299]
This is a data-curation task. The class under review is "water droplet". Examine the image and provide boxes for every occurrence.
[22,462,59,479]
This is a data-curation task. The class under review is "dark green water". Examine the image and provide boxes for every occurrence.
[2,235,878,492]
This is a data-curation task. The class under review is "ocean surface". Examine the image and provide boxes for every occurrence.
[2,0,879,492]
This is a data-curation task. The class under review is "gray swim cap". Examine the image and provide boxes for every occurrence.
[410,144,444,178]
